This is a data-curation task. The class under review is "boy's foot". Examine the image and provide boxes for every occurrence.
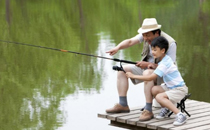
[139,109,154,121]
[173,112,187,126]
[106,103,130,113]
[156,107,170,120]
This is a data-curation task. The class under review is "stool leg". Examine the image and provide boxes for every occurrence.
[168,111,173,117]
[168,94,191,117]
[180,105,191,117]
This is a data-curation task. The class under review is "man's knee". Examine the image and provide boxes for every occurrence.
[143,69,154,76]
[121,65,132,72]
[117,65,131,78]
[143,69,155,86]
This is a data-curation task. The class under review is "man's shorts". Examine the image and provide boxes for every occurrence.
[161,84,188,103]
[128,64,163,85]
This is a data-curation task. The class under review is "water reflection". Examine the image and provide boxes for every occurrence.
[0,0,210,130]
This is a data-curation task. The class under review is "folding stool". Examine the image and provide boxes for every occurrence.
[168,93,191,117]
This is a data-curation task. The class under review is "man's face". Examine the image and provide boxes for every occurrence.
[142,31,159,45]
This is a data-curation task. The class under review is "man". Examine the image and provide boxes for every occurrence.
[106,18,177,121]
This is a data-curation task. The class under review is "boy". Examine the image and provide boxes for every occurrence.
[126,36,188,126]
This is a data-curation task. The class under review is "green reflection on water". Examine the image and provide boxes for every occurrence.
[0,0,209,129]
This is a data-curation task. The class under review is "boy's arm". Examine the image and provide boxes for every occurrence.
[126,72,158,81]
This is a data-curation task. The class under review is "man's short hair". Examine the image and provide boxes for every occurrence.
[151,36,168,53]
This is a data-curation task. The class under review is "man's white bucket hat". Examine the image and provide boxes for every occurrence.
[138,18,161,34]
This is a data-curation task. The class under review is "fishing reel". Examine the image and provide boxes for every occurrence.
[112,62,126,73]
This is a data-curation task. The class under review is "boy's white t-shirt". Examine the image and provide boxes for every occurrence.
[154,55,185,89]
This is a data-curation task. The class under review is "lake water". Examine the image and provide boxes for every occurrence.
[0,0,210,130]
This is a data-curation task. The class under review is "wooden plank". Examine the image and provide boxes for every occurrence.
[125,100,207,127]
[185,99,205,104]
[158,110,210,130]
[137,118,166,127]
[106,107,142,121]
[126,100,201,126]
[158,107,210,130]
[186,106,210,115]
[168,101,209,116]
[110,120,150,130]
[170,117,210,130]
[154,111,210,126]
[97,113,110,118]
[184,99,200,104]
[126,106,172,126]
[98,99,210,130]
[188,124,210,130]
[126,117,140,125]
[116,107,160,123]
[98,106,142,119]
[145,102,210,129]
[150,111,210,130]
[106,105,161,121]
[185,101,209,107]
[98,99,202,119]
[136,107,172,128]
[147,118,174,129]
[117,113,141,123]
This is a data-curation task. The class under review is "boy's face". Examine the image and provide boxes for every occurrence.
[151,46,165,59]
[142,31,159,45]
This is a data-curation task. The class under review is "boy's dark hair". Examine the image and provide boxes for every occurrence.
[151,29,161,35]
[151,36,169,53]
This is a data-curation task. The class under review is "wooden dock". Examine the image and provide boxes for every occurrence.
[98,99,210,130]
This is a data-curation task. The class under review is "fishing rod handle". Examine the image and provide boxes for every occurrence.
[113,58,136,65]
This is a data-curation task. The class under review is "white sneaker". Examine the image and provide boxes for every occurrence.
[156,107,170,120]
[173,112,187,126]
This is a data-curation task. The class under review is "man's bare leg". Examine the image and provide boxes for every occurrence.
[138,69,156,121]
[117,65,133,106]
[117,71,129,96]
[105,65,132,113]
[143,69,155,111]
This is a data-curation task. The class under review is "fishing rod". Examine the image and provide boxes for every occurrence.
[0,40,137,66]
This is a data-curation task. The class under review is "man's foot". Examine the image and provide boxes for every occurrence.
[106,103,130,113]
[156,107,170,120]
[139,109,154,121]
[173,112,187,126]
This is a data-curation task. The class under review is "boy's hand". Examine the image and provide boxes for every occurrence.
[147,63,157,69]
[126,72,134,78]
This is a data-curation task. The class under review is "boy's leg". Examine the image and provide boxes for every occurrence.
[155,86,188,114]
[155,93,179,114]
[155,86,188,125]
[152,85,171,119]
